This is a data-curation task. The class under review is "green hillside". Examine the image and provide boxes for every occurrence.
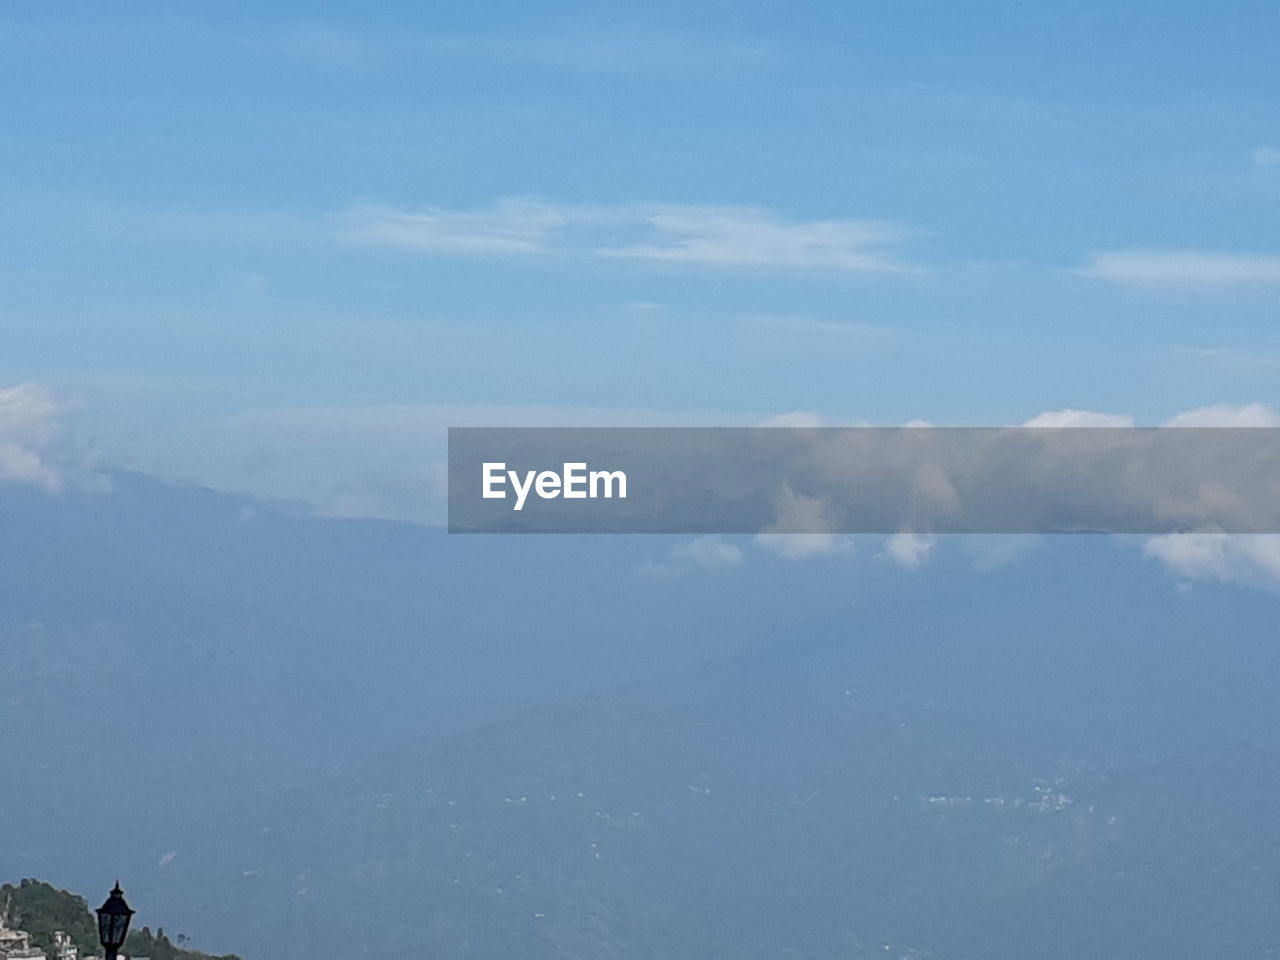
[1,881,239,960]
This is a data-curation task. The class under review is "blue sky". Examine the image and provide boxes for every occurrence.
[2,1,1279,521]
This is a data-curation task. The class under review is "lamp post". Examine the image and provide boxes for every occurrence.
[96,883,134,960]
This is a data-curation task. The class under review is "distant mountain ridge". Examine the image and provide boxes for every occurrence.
[3,471,1280,958]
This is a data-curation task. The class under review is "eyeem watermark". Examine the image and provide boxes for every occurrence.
[482,462,628,511]
[450,426,1280,533]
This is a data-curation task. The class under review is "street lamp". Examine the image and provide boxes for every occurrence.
[96,883,134,960]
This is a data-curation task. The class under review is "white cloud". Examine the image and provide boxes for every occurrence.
[1161,403,1280,427]
[1022,409,1135,428]
[346,198,917,272]
[1076,249,1280,285]
[757,411,823,428]
[599,205,914,272]
[1252,147,1280,166]
[1139,403,1280,586]
[1143,533,1280,586]
[732,404,1280,539]
[755,533,854,559]
[884,532,936,569]
[672,536,744,568]
[754,486,855,559]
[1019,403,1280,430]
[343,197,581,256]
[0,382,73,492]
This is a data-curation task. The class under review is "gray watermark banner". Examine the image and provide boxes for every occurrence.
[448,427,1280,534]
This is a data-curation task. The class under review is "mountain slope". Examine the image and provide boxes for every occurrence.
[4,475,1279,958]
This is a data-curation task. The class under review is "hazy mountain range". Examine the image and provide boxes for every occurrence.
[4,472,1279,959]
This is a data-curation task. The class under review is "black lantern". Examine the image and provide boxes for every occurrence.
[96,883,134,960]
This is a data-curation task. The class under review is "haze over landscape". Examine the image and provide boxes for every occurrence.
[3,2,1280,957]
[5,471,1280,957]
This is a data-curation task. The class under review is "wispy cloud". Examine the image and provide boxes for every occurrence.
[344,198,918,273]
[754,533,856,559]
[1028,404,1280,589]
[1161,402,1280,427]
[1022,409,1134,428]
[884,532,936,569]
[598,205,914,272]
[1167,345,1280,371]
[343,198,584,256]
[1076,249,1280,285]
[756,410,824,428]
[0,382,94,492]
[1252,147,1280,166]
[1143,533,1280,588]
[753,486,856,559]
[672,535,744,568]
